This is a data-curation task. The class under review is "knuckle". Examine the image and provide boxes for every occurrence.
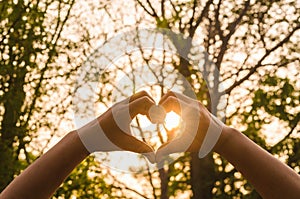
[168,96,178,103]
[139,90,149,97]
[141,96,152,104]
[166,90,175,97]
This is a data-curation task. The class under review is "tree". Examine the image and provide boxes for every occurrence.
[133,0,300,198]
[53,156,114,199]
[1,0,299,198]
[0,0,77,190]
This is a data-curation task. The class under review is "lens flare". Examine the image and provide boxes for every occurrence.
[164,111,181,130]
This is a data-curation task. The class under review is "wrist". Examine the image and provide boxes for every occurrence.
[70,130,91,157]
[213,126,239,156]
[76,118,103,153]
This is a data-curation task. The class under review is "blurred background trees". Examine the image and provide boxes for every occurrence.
[0,0,76,190]
[0,0,299,198]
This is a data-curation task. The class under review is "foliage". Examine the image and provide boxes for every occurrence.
[250,75,299,168]
[0,0,299,198]
[53,156,113,199]
[0,0,49,189]
[135,0,300,198]
[0,0,87,193]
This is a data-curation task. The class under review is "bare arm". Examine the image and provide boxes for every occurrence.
[157,91,300,199]
[215,126,300,199]
[0,91,156,199]
[0,131,89,199]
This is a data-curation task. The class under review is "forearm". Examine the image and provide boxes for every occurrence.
[0,131,89,199]
[0,91,156,199]
[215,127,300,199]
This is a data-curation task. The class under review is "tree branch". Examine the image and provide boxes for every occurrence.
[111,184,150,199]
[215,0,251,70]
[225,23,300,94]
[270,115,300,152]
[161,0,165,18]
[187,0,198,29]
[189,0,213,38]
[136,0,158,18]
[214,0,224,40]
[23,0,75,127]
[146,0,159,17]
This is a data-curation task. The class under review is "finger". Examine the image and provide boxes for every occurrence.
[130,90,155,103]
[156,137,190,163]
[159,91,193,105]
[143,152,156,164]
[159,96,188,115]
[116,133,156,163]
[148,105,166,123]
[129,96,156,119]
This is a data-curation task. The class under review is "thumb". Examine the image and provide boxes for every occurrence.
[143,151,156,164]
[120,133,155,163]
[156,137,189,163]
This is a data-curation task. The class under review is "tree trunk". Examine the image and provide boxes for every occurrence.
[190,153,215,199]
[159,167,169,199]
[0,74,26,190]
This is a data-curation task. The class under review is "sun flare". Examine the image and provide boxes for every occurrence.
[164,111,181,130]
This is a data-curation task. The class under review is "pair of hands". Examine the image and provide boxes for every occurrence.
[77,91,224,163]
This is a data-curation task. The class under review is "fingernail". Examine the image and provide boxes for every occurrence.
[149,105,166,124]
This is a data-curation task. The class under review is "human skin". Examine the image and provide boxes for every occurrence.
[0,91,156,199]
[0,131,89,199]
[215,126,300,199]
[1,91,299,199]
[157,91,300,199]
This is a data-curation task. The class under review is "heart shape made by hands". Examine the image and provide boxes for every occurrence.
[78,91,224,165]
[139,91,224,163]
[143,104,183,150]
[141,100,199,162]
[148,105,167,124]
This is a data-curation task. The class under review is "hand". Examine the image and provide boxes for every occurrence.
[156,91,225,162]
[77,91,156,163]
